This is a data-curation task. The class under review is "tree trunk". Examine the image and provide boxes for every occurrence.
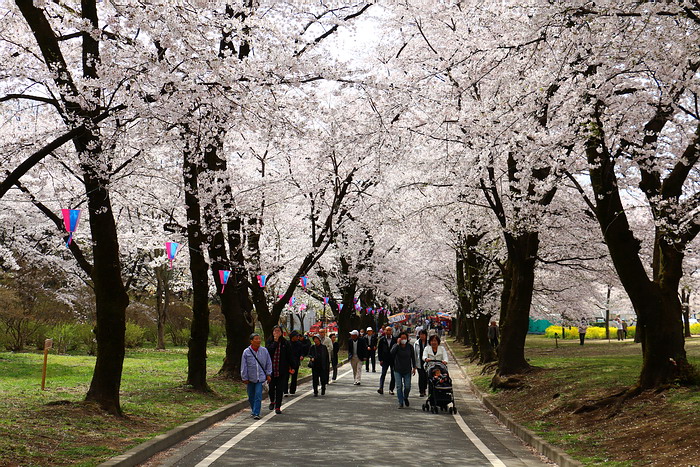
[155,264,167,350]
[587,126,693,388]
[82,152,130,415]
[496,233,538,376]
[681,288,691,339]
[183,148,210,391]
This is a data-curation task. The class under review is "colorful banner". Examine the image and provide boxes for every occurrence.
[257,274,267,288]
[61,209,81,247]
[219,270,231,294]
[323,297,329,305]
[165,241,179,269]
[299,276,309,288]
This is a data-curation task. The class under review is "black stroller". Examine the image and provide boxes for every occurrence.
[421,361,457,414]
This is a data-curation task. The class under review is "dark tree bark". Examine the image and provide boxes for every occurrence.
[183,147,210,391]
[681,288,691,339]
[154,262,171,351]
[16,0,129,414]
[582,99,700,389]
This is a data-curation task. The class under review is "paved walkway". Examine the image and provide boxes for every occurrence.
[153,359,550,467]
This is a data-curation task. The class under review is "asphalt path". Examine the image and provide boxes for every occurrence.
[154,357,550,467]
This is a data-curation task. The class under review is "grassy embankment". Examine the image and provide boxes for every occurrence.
[0,346,310,467]
[450,334,700,467]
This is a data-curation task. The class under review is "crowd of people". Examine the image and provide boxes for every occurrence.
[240,324,450,418]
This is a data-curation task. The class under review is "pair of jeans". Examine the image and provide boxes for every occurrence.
[394,370,412,405]
[246,381,263,416]
[269,374,288,409]
[379,360,395,391]
[331,362,338,380]
[579,333,586,345]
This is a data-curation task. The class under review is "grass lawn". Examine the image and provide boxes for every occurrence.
[0,345,311,467]
[449,335,700,467]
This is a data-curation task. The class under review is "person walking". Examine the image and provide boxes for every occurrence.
[330,333,340,381]
[318,328,334,381]
[266,326,294,414]
[578,319,588,346]
[413,329,429,397]
[377,326,397,395]
[487,321,499,350]
[309,335,330,396]
[348,330,368,385]
[287,331,304,395]
[390,331,416,409]
[422,334,448,366]
[365,327,378,373]
[622,320,628,340]
[615,317,624,341]
[240,333,272,420]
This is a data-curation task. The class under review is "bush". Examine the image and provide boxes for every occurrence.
[543,325,624,339]
[166,324,189,346]
[125,322,146,348]
[209,323,226,345]
[50,323,82,354]
[691,323,700,335]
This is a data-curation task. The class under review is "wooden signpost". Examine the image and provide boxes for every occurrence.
[41,338,52,390]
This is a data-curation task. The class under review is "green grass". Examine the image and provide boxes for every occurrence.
[449,335,700,466]
[0,345,311,466]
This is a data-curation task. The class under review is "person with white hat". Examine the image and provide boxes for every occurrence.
[347,330,368,385]
[365,327,378,373]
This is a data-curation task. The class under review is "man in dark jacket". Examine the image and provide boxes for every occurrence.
[266,326,294,414]
[309,335,330,396]
[365,327,378,372]
[377,326,397,395]
[347,330,368,385]
[287,331,304,395]
[330,333,340,381]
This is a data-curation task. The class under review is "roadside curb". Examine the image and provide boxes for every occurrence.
[445,342,583,467]
[101,359,349,467]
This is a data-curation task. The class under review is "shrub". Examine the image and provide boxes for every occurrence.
[543,325,620,339]
[51,323,82,354]
[166,324,189,346]
[124,322,146,348]
[209,323,226,345]
[691,323,700,335]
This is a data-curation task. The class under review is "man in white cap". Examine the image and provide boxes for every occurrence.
[365,327,378,372]
[347,330,368,385]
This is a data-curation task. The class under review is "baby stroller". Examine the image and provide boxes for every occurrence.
[421,361,457,414]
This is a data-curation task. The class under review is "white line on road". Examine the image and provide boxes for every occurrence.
[452,412,506,466]
[195,370,353,467]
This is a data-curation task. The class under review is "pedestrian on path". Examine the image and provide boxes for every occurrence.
[413,329,429,397]
[240,333,272,420]
[365,327,378,372]
[377,326,397,395]
[348,330,368,385]
[614,317,624,341]
[309,335,330,396]
[330,333,339,381]
[266,326,294,414]
[288,331,304,395]
[422,334,448,366]
[391,331,416,408]
[578,319,588,346]
[318,328,334,380]
[487,321,499,350]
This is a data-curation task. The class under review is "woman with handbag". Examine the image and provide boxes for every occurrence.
[308,335,330,396]
[266,326,295,414]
